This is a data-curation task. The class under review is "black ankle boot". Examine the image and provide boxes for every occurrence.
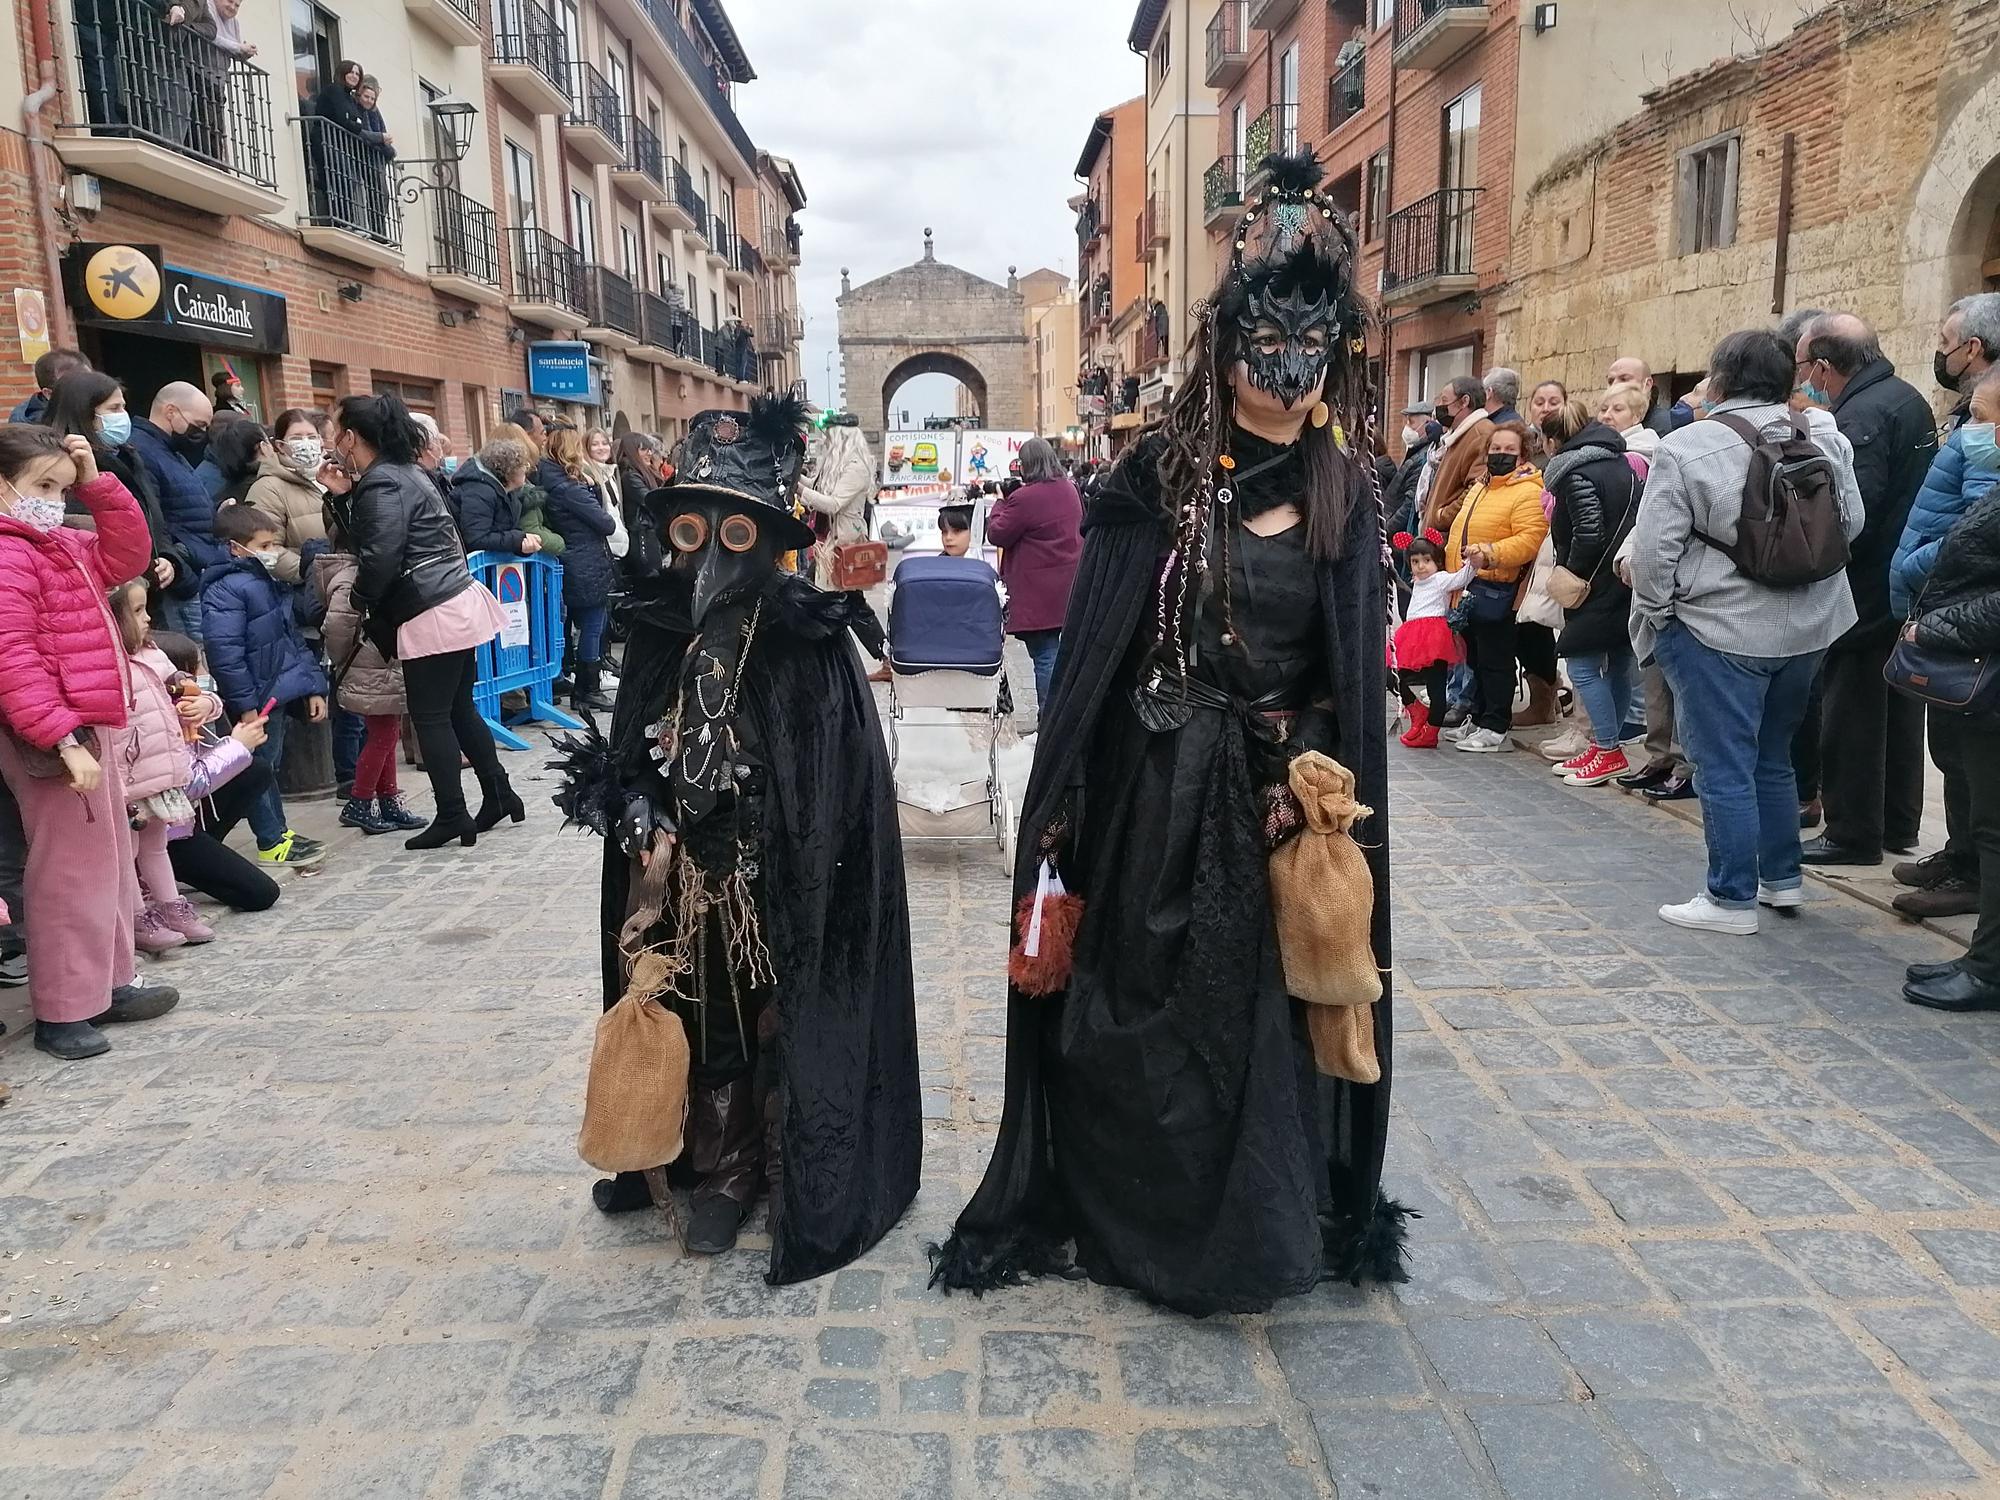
[405,811,476,850]
[473,773,526,834]
[572,661,613,715]
[36,1019,110,1059]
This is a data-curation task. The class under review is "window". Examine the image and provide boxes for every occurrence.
[701,166,712,207]
[1374,0,1393,25]
[710,290,719,327]
[1364,151,1388,243]
[571,189,597,261]
[1442,84,1481,192]
[290,0,341,101]
[687,272,698,312]
[676,134,688,168]
[373,376,439,415]
[1231,101,1246,188]
[620,224,640,280]
[556,0,580,68]
[1279,44,1301,151]
[418,78,457,161]
[1411,343,1474,407]
[607,51,627,111]
[1676,132,1740,255]
[1149,22,1170,93]
[648,104,662,143]
[309,361,343,411]
[505,141,537,230]
[656,251,674,296]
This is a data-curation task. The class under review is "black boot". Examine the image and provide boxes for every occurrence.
[36,1019,110,1059]
[572,660,614,715]
[405,812,476,850]
[683,1079,763,1255]
[473,769,527,834]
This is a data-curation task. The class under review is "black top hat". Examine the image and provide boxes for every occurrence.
[653,391,817,551]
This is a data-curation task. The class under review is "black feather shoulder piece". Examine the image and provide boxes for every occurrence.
[1258,149,1326,196]
[748,389,813,448]
[545,712,620,838]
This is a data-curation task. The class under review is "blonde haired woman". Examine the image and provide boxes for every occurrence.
[799,414,875,587]
[538,424,618,711]
[1599,382,1660,464]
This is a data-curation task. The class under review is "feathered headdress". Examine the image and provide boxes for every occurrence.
[1218,150,1363,347]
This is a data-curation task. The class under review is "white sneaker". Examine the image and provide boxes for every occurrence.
[1539,726,1590,763]
[1456,727,1510,753]
[598,668,621,690]
[1442,720,1477,742]
[1757,883,1808,909]
[1659,893,1758,934]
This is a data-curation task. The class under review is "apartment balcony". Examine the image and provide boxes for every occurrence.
[55,0,282,217]
[763,216,801,268]
[1076,197,1103,254]
[704,216,730,270]
[403,0,481,49]
[1328,55,1366,133]
[1381,187,1481,306]
[426,185,503,307]
[594,0,755,173]
[1139,305,1170,372]
[723,233,758,289]
[1203,156,1246,230]
[1247,0,1301,27]
[631,290,676,365]
[566,61,625,166]
[506,225,587,330]
[649,0,757,169]
[1245,104,1306,180]
[611,116,668,203]
[1205,1,1250,87]
[758,311,803,348]
[581,264,641,350]
[1392,0,1489,70]
[649,159,694,232]
[489,3,571,118]
[295,116,405,270]
[1145,192,1168,250]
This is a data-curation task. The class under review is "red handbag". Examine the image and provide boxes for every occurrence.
[828,540,887,591]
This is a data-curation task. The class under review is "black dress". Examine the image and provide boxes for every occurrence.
[934,427,1406,1317]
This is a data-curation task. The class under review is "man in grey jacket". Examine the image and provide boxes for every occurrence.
[1629,329,1865,935]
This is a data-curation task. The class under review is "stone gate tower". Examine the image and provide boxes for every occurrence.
[836,230,1033,451]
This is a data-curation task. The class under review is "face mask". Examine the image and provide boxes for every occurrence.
[1936,345,1970,394]
[242,547,281,572]
[1401,426,1422,449]
[6,489,66,532]
[284,436,324,471]
[1234,284,1335,409]
[98,410,132,447]
[1961,421,2000,473]
[441,456,460,476]
[1486,452,1520,477]
[1798,380,1831,408]
[196,673,217,693]
[1434,405,1453,427]
[170,422,210,463]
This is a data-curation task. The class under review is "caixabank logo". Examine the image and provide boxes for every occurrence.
[82,244,162,320]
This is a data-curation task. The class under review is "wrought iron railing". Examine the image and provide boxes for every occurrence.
[298,115,402,245]
[1205,1,1248,78]
[635,0,757,166]
[583,264,640,337]
[639,290,677,351]
[710,216,737,266]
[1329,55,1365,131]
[1394,0,1485,45]
[506,225,585,312]
[620,115,665,189]
[66,0,278,190]
[491,0,570,102]
[434,0,478,26]
[1383,187,1481,293]
[429,185,499,285]
[678,175,710,241]
[1204,155,1245,217]
[1247,102,1303,163]
[1076,197,1103,251]
[569,60,623,147]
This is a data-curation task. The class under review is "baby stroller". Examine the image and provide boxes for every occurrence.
[885,554,1013,854]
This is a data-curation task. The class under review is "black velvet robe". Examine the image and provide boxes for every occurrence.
[931,432,1405,1316]
[594,574,922,1285]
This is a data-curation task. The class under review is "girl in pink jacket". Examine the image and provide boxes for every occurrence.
[0,427,177,1060]
[111,581,223,952]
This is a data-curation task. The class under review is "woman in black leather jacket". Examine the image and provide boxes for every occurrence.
[1902,467,2000,1014]
[338,392,519,850]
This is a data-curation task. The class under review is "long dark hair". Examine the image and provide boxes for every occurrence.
[0,423,71,482]
[210,419,269,485]
[334,392,425,466]
[44,370,123,447]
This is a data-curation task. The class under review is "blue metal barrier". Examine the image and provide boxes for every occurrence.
[467,550,583,750]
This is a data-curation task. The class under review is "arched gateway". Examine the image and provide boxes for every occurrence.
[836,231,1032,452]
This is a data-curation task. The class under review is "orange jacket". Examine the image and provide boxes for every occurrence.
[1445,465,1550,589]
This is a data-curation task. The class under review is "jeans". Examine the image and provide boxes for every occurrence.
[332,708,367,786]
[1016,629,1061,710]
[1656,621,1823,908]
[159,592,202,642]
[402,648,505,820]
[574,603,609,665]
[1566,647,1639,750]
[247,708,290,849]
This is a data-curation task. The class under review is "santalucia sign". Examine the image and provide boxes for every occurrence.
[63,243,291,356]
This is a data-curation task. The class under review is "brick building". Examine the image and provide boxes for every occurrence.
[0,0,806,449]
[1074,96,1148,455]
[1498,0,2000,404]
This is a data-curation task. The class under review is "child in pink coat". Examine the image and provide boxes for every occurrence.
[111,581,222,952]
[0,427,180,1059]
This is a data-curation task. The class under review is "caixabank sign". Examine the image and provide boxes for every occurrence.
[62,243,290,356]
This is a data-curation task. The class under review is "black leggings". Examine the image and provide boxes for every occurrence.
[1397,663,1448,711]
[176,759,282,911]
[401,648,504,819]
[1516,622,1558,684]
[1464,614,1520,732]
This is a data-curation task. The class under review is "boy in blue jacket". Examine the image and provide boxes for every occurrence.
[201,506,330,869]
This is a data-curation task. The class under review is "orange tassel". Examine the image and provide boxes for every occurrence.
[1009,888,1085,996]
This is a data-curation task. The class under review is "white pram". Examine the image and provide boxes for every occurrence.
[884,553,1014,855]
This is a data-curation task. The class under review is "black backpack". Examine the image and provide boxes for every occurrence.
[1695,412,1850,587]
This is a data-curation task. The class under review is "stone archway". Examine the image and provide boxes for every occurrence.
[836,231,1032,453]
[880,349,990,431]
[1900,73,2000,355]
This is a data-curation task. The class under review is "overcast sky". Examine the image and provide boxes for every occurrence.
[728,1,1140,424]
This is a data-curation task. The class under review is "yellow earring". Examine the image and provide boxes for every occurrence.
[1310,401,1330,429]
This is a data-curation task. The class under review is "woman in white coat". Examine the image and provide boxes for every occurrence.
[800,415,875,588]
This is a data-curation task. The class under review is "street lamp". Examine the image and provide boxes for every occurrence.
[393,94,479,200]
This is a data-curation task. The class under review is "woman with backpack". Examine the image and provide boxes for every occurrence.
[1628,328,1865,936]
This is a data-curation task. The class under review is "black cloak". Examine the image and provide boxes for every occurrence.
[587,572,922,1285]
[931,434,1405,1316]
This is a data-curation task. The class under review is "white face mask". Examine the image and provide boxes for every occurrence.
[247,547,282,572]
[1401,426,1423,449]
[3,481,65,532]
[284,436,324,471]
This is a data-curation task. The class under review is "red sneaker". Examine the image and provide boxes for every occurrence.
[1404,721,1441,749]
[1564,747,1630,786]
[1399,701,1431,747]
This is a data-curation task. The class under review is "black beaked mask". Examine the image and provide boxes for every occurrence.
[664,498,781,627]
[1234,283,1335,409]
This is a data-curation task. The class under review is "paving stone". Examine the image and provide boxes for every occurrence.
[1933,1389,2000,1464]
[1767,1228,1946,1299]
[827,1268,883,1313]
[1606,1398,1818,1499]
[1267,1318,1425,1402]
[803,1377,880,1418]
[1686,1303,1885,1392]
[0,1344,76,1426]
[1586,1168,1727,1226]
[1525,1115,1666,1163]
[1914,1228,2000,1285]
[912,1316,956,1360]
[165,1344,350,1432]
[1770,1388,1974,1486]
[1544,1313,1715,1393]
[19,1348,213,1436]
[458,1434,614,1500]
[337,1339,512,1429]
[780,1431,952,1500]
[530,1264,687,1328]
[309,1443,445,1500]
[503,1334,646,1419]
[1652,1116,1786,1162]
[1469,1403,1659,1500]
[1857,1301,2000,1382]
[817,1326,886,1370]
[86,1197,222,1252]
[1711,1166,1852,1219]
[1410,1314,1575,1401]
[1501,1240,1652,1306]
[0,1195,100,1251]
[131,1444,294,1500]
[1835,1163,1971,1211]
[1460,1167,1597,1224]
[411,1264,548,1325]
[1115,1322,1261,1406]
[978,1329,1101,1416]
[1132,1424,1317,1500]
[973,1429,1130,1500]
[661,1335,804,1421]
[0,1450,143,1500]
[259,1271,414,1329]
[619,1435,765,1500]
[1634,1239,1806,1301]
[1310,1407,1483,1500]
[1391,1236,1514,1309]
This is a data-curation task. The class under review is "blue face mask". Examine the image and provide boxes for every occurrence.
[1797,381,1832,408]
[98,410,132,446]
[1962,421,2000,473]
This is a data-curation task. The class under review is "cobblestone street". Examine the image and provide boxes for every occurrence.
[4,742,2000,1500]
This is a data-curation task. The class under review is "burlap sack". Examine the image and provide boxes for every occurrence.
[1269,752,1383,1084]
[577,984,691,1174]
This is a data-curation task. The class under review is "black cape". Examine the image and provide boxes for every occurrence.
[931,434,1406,1316]
[592,573,922,1284]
